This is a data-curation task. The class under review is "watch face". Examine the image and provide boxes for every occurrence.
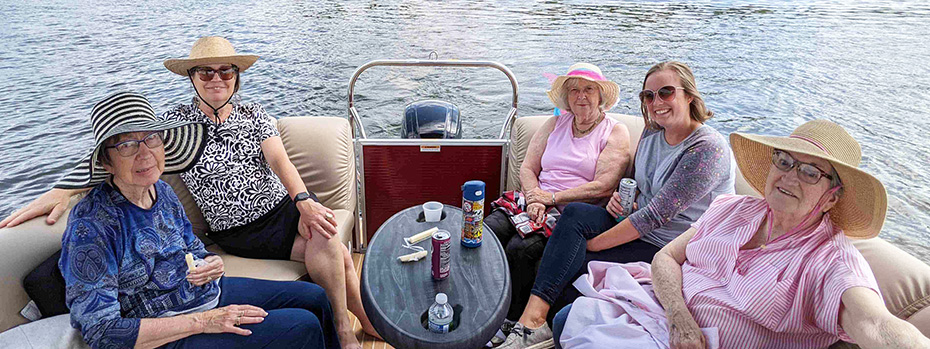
[295,192,310,202]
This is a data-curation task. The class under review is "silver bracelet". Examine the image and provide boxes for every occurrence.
[551,192,556,206]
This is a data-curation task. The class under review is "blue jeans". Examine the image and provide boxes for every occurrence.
[163,277,340,349]
[552,304,572,349]
[531,203,661,323]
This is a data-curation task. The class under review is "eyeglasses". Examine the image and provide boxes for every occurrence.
[189,65,239,81]
[105,132,165,157]
[639,86,684,104]
[771,149,834,184]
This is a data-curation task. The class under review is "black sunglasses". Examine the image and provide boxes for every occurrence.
[189,65,239,81]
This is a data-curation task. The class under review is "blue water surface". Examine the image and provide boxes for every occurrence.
[0,0,928,260]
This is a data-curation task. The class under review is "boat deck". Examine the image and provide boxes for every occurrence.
[350,253,395,349]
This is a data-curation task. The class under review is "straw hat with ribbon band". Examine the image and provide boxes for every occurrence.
[163,37,259,119]
[546,63,620,113]
[54,92,208,189]
[729,119,887,239]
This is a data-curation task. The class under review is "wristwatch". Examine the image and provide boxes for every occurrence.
[294,192,312,202]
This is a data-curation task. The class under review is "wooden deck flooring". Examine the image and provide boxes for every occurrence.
[350,252,395,349]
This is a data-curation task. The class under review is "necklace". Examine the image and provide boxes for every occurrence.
[574,114,604,135]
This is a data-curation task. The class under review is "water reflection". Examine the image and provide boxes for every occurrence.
[0,0,928,261]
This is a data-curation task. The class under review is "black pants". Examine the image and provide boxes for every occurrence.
[531,203,662,324]
[486,210,549,321]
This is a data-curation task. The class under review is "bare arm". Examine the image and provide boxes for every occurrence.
[519,116,558,195]
[840,287,930,348]
[586,218,640,251]
[652,228,706,349]
[552,123,630,205]
[261,136,337,239]
[134,305,267,349]
[0,187,90,228]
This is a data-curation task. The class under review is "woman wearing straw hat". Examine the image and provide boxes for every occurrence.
[485,62,629,332]
[4,37,375,348]
[551,120,930,349]
[498,61,734,349]
[61,92,339,349]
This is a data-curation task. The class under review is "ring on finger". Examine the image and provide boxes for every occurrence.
[235,314,241,326]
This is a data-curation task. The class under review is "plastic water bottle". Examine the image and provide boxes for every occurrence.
[428,293,453,333]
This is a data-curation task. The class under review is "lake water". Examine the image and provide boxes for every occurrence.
[1,0,928,261]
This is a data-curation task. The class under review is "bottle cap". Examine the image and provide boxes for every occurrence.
[435,293,447,304]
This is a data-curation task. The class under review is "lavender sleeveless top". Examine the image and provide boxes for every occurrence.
[537,112,617,196]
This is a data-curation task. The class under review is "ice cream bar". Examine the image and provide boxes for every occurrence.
[398,250,428,262]
[185,253,196,272]
[405,227,438,245]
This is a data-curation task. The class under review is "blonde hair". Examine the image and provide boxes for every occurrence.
[561,77,609,113]
[640,61,713,130]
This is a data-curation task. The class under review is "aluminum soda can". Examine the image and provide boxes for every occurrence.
[431,229,451,280]
[616,178,637,221]
[461,180,485,248]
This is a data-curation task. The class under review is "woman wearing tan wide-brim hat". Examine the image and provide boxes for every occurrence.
[4,36,377,349]
[629,120,930,348]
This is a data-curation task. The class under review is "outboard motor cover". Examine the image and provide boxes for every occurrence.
[402,100,462,139]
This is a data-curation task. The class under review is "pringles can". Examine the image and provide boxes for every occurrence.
[431,229,451,280]
[616,178,637,222]
[461,180,485,248]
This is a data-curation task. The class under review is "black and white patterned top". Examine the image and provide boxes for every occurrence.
[161,102,289,231]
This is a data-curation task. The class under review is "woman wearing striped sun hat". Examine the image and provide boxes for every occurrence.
[58,92,340,349]
[498,61,735,349]
[1,36,376,349]
[552,120,930,348]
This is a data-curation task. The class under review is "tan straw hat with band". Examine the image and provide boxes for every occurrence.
[547,63,620,112]
[164,36,259,76]
[729,119,887,239]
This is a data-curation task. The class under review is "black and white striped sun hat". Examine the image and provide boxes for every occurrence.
[55,92,208,189]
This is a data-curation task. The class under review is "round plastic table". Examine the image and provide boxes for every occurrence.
[361,204,511,348]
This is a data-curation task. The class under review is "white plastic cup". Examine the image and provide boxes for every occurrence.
[423,201,443,222]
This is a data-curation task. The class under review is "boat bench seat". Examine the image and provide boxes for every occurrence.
[508,114,930,346]
[0,116,357,334]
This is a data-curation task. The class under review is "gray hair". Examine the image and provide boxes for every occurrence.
[561,78,609,113]
[830,168,844,199]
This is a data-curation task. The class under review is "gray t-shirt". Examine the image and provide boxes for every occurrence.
[629,124,736,247]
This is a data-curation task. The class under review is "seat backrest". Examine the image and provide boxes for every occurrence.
[163,116,357,238]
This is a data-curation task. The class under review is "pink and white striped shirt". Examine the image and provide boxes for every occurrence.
[682,194,880,348]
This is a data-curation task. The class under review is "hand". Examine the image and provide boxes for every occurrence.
[525,187,552,206]
[526,202,547,225]
[187,255,224,286]
[669,318,707,349]
[606,193,638,219]
[0,188,75,228]
[606,192,623,218]
[296,200,338,240]
[195,304,268,336]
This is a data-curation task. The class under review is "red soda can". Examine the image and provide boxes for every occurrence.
[431,229,451,280]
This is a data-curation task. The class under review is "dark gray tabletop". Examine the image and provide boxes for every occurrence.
[361,205,511,349]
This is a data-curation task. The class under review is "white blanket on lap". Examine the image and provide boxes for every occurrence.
[561,261,719,349]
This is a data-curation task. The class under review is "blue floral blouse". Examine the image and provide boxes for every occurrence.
[59,180,219,348]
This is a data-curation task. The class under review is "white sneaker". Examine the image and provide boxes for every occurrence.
[496,322,554,349]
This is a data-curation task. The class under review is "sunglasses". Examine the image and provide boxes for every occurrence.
[189,65,239,81]
[106,132,165,157]
[771,149,834,185]
[639,86,684,103]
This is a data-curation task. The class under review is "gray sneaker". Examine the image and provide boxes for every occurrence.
[497,322,554,349]
[490,319,517,347]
